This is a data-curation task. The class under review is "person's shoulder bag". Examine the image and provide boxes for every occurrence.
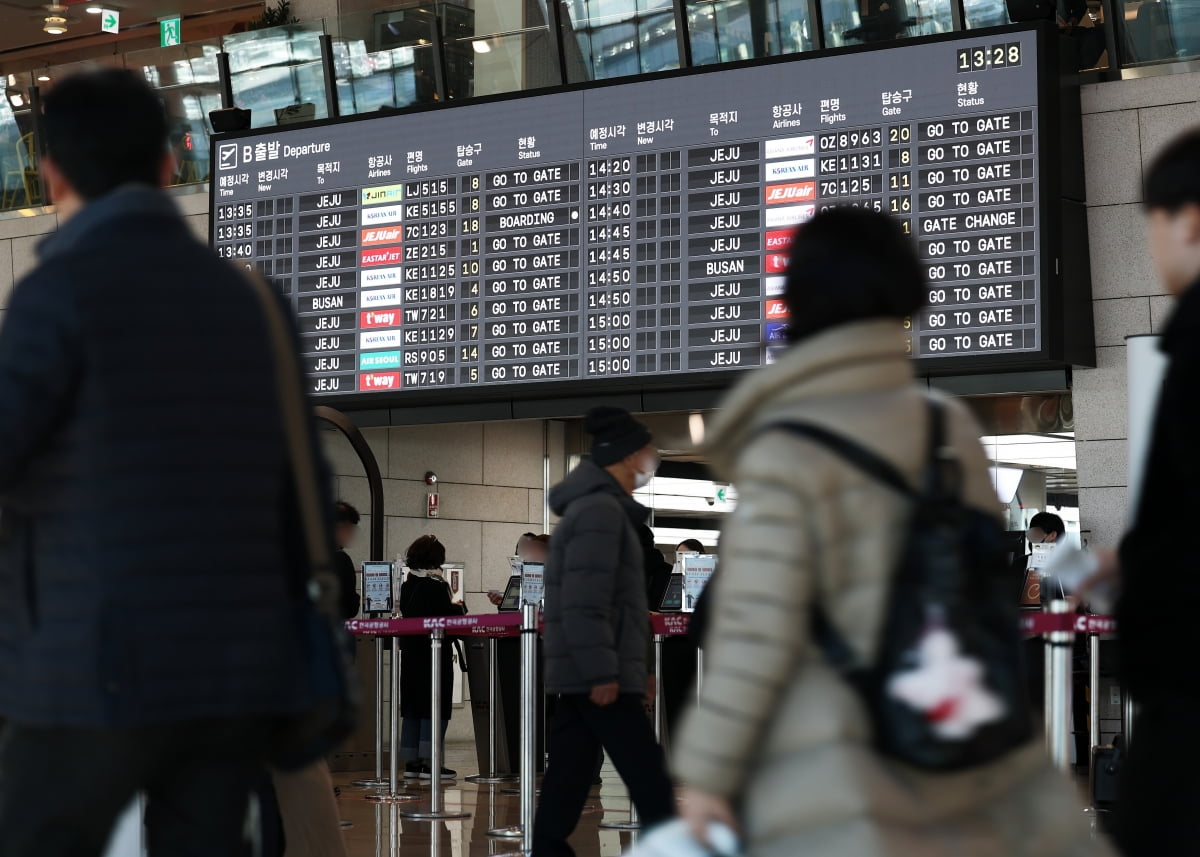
[244,268,359,771]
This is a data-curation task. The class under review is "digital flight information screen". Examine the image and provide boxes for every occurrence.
[211,24,1084,405]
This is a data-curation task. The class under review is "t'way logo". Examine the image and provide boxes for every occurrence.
[361,310,401,328]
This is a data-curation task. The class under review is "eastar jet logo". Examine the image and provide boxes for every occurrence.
[766,254,790,274]
[359,372,401,391]
[362,227,403,246]
[765,182,817,204]
[361,310,401,329]
[766,300,790,320]
[361,247,404,267]
[764,230,794,251]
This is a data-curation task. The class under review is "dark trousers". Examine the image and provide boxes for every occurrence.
[532,694,674,857]
[1113,701,1200,856]
[0,717,271,857]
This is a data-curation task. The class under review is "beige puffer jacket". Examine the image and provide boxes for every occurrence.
[674,319,1113,857]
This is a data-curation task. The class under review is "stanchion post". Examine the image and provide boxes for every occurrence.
[1124,692,1137,746]
[654,633,665,744]
[467,636,517,784]
[520,603,538,854]
[401,628,470,820]
[368,638,419,804]
[1090,632,1101,754]
[1046,599,1073,773]
[489,604,542,842]
[353,635,389,789]
[696,649,704,704]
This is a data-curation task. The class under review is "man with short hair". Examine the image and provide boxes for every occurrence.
[533,406,675,857]
[0,69,326,856]
[1098,130,1200,856]
[1026,511,1066,547]
[334,500,362,620]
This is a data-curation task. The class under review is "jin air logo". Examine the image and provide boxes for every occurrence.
[218,143,238,171]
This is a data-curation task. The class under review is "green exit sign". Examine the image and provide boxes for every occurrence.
[160,16,181,47]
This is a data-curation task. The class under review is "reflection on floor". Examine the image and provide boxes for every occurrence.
[335,745,642,857]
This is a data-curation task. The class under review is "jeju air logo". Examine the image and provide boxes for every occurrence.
[765,182,817,204]
[766,299,790,320]
[361,226,403,246]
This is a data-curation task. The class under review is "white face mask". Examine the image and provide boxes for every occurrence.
[634,452,660,489]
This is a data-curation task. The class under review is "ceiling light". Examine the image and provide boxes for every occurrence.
[43,16,68,34]
[471,39,490,54]
[86,4,103,12]
[37,73,50,81]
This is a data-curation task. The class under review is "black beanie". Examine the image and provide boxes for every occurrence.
[586,406,652,467]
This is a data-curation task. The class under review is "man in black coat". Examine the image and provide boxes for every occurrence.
[0,70,327,857]
[1090,131,1200,856]
[533,407,675,857]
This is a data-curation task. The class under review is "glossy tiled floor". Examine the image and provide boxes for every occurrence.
[334,745,644,857]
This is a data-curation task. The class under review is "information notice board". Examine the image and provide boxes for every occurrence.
[211,23,1087,407]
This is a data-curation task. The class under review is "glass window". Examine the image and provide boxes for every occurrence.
[0,72,38,212]
[128,41,223,186]
[1119,0,1200,66]
[821,0,953,48]
[687,0,813,64]
[560,0,681,82]
[454,0,559,96]
[329,7,442,116]
[224,22,330,129]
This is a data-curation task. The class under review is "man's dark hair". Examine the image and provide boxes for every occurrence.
[1029,512,1066,538]
[515,532,537,553]
[1145,130,1200,213]
[41,68,168,200]
[785,208,926,344]
[678,539,706,554]
[406,534,446,570]
[335,501,360,526]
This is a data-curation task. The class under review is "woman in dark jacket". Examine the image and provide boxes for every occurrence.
[399,534,465,780]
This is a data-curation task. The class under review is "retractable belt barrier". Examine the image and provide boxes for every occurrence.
[346,609,1116,817]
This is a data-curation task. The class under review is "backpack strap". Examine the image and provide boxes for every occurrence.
[765,397,950,501]
[766,421,916,498]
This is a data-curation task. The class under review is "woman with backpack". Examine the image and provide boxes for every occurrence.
[673,209,1112,857]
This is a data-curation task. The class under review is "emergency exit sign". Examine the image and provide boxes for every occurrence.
[160,16,181,46]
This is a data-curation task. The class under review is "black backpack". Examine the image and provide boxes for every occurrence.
[772,398,1033,771]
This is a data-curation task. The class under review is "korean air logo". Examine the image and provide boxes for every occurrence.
[766,322,790,343]
[765,159,816,180]
[217,143,238,171]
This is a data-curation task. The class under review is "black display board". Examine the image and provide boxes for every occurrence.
[211,23,1089,409]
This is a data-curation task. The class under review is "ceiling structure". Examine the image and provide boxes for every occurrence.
[0,0,257,72]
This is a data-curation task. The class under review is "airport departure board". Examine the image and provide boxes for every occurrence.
[211,24,1081,404]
